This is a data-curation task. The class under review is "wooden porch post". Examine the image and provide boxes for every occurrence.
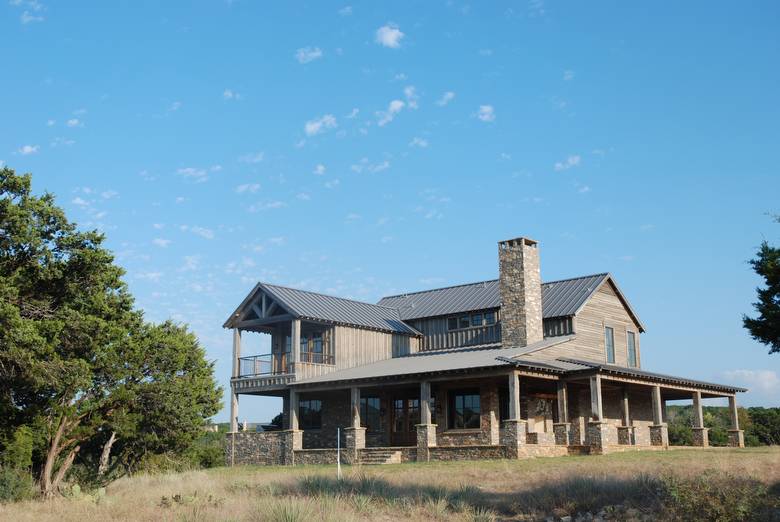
[649,384,669,447]
[350,387,361,428]
[651,385,663,425]
[289,388,299,431]
[621,387,630,426]
[290,319,300,366]
[692,390,709,447]
[501,371,526,457]
[556,381,568,423]
[508,371,520,420]
[727,395,745,447]
[420,381,432,425]
[589,375,603,422]
[230,328,242,433]
[728,395,739,430]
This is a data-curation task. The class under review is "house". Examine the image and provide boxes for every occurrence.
[223,237,746,466]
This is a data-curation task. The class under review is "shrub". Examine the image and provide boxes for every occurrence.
[0,467,35,503]
[1,426,33,471]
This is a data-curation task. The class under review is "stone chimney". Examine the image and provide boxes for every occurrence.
[498,237,543,348]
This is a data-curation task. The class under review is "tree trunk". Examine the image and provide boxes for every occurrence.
[50,445,80,494]
[97,431,117,478]
[41,416,67,498]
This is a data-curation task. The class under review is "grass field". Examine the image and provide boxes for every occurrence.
[2,448,779,521]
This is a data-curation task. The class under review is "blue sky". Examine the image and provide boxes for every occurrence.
[3,1,779,422]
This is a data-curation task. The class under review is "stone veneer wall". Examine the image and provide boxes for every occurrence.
[225,431,286,466]
[435,383,499,446]
[301,390,350,449]
[428,445,506,461]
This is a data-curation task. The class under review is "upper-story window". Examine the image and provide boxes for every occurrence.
[605,326,615,364]
[627,331,637,367]
[447,310,498,331]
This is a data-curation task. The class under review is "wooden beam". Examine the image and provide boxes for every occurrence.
[251,304,263,319]
[350,387,361,428]
[262,293,267,317]
[266,301,278,316]
[557,381,568,423]
[237,314,293,329]
[622,387,630,426]
[291,319,301,365]
[693,390,704,428]
[289,389,299,431]
[651,385,663,425]
[420,381,432,424]
[728,395,739,430]
[508,371,520,420]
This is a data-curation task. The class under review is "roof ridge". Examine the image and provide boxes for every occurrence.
[379,272,610,300]
[261,282,404,313]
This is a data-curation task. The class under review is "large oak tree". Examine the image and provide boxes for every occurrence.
[0,168,221,497]
[743,216,780,354]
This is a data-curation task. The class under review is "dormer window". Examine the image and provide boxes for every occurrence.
[447,310,499,331]
[627,331,637,367]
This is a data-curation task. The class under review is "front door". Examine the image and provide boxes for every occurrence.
[391,396,420,446]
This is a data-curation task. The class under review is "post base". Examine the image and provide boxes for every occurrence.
[728,429,744,448]
[692,427,709,447]
[650,424,669,447]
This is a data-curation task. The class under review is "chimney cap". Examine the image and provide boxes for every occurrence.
[498,236,538,248]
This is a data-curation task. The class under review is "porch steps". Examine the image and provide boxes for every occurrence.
[359,449,402,465]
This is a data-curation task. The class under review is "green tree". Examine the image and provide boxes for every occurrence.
[743,216,780,354]
[0,168,221,497]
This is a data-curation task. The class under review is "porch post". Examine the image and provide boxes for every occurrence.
[345,387,366,463]
[283,388,302,465]
[416,381,437,462]
[230,328,242,433]
[501,371,526,458]
[290,319,301,367]
[617,386,635,445]
[553,381,571,446]
[650,385,669,447]
[587,374,608,453]
[727,395,745,447]
[692,391,709,447]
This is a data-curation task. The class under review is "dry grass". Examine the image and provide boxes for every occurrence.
[1,447,779,521]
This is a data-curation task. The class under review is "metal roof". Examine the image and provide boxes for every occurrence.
[293,336,578,386]
[555,358,748,394]
[378,273,612,321]
[245,283,419,336]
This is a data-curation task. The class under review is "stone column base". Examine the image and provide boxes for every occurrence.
[617,426,636,445]
[501,419,527,459]
[416,424,437,462]
[728,429,745,448]
[282,430,303,465]
[650,424,669,447]
[692,427,709,447]
[344,427,367,464]
[527,431,555,446]
[553,423,571,446]
[588,422,608,454]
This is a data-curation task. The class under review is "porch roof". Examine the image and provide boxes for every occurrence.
[292,336,578,386]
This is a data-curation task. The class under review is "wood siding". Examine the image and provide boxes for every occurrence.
[411,310,501,351]
[534,281,642,367]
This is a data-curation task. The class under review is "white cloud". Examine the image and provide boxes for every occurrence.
[409,137,428,148]
[338,5,352,16]
[404,86,419,109]
[177,167,209,182]
[295,46,323,64]
[239,152,265,164]
[152,223,164,229]
[101,190,118,199]
[223,88,242,100]
[21,10,43,23]
[180,255,200,272]
[249,200,287,212]
[10,1,45,24]
[296,192,311,201]
[152,238,171,248]
[345,108,359,119]
[236,183,261,194]
[190,226,215,239]
[563,70,575,81]
[66,118,83,128]
[476,105,495,122]
[345,213,361,222]
[554,155,581,171]
[377,100,404,126]
[136,271,163,282]
[304,114,337,136]
[313,164,326,175]
[351,158,390,174]
[168,101,182,112]
[50,137,75,147]
[479,49,493,57]
[436,91,455,106]
[71,197,89,207]
[72,108,87,116]
[375,24,404,48]
[46,119,55,126]
[324,179,340,189]
[578,185,591,194]
[18,144,39,155]
[724,369,780,394]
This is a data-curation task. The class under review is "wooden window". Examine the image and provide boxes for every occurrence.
[471,313,483,327]
[498,387,509,422]
[627,331,637,367]
[299,399,322,429]
[458,315,470,329]
[447,317,458,330]
[360,397,381,432]
[605,326,615,364]
[484,311,496,325]
[448,389,481,429]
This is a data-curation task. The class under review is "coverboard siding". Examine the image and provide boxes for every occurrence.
[533,282,641,367]
[333,325,418,369]
[412,309,501,351]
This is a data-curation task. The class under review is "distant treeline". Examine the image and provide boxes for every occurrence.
[667,406,780,446]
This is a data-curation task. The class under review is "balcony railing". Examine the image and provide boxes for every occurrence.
[299,351,335,365]
[239,354,287,377]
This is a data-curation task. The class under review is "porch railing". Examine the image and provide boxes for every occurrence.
[239,354,288,377]
[299,351,335,365]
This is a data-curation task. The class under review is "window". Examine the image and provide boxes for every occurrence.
[498,387,509,421]
[299,399,322,429]
[471,313,483,327]
[447,317,458,330]
[458,315,470,329]
[627,331,637,367]
[605,326,615,364]
[484,311,496,325]
[447,311,497,330]
[448,389,481,429]
[360,397,381,432]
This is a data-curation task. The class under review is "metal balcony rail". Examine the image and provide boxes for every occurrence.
[238,354,288,377]
[299,350,335,365]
